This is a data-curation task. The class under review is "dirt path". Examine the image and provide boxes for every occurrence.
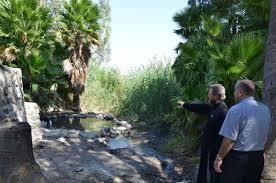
[34,128,195,183]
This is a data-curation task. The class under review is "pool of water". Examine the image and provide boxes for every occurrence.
[48,117,114,132]
[108,136,130,149]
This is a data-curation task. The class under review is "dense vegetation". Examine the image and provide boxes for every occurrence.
[82,59,180,125]
[0,0,101,111]
[0,0,270,154]
[81,0,271,154]
[168,0,270,153]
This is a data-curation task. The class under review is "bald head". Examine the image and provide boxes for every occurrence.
[235,80,255,100]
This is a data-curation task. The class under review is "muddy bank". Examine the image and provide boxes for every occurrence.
[34,128,195,183]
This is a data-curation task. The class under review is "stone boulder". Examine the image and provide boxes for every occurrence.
[0,65,26,122]
[24,102,42,145]
[0,65,47,182]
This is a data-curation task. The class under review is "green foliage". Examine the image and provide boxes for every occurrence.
[58,0,101,111]
[171,0,269,153]
[0,0,68,110]
[164,133,200,155]
[0,0,52,48]
[240,0,270,31]
[81,58,181,125]
[117,59,181,123]
[24,49,68,109]
[81,62,124,113]
[0,0,103,110]
[202,16,223,37]
[60,0,100,46]
[206,32,265,104]
[0,0,269,155]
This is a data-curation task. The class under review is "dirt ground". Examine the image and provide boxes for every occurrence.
[34,129,196,183]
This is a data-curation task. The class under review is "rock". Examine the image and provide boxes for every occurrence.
[0,65,26,122]
[114,121,132,134]
[0,64,48,183]
[0,122,47,182]
[86,139,95,143]
[97,113,104,119]
[100,127,111,137]
[57,137,71,146]
[43,129,67,138]
[113,177,123,183]
[115,126,127,131]
[110,129,120,136]
[103,114,114,121]
[99,129,105,137]
[79,131,97,139]
[74,167,84,172]
[114,126,130,134]
[72,113,86,118]
[97,137,107,146]
[25,102,43,145]
[87,112,96,115]
[176,180,191,183]
[113,118,120,124]
[118,121,128,127]
[65,129,80,138]
[110,133,118,138]
[125,124,132,129]
[86,112,96,118]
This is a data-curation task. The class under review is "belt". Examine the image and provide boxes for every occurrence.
[230,149,264,155]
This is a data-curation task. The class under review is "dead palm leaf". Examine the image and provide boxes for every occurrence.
[0,46,18,63]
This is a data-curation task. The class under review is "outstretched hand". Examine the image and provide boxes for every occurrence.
[177,100,185,108]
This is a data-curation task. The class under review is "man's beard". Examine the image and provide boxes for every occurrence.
[209,99,217,105]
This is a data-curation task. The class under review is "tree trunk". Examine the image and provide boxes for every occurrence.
[72,92,81,112]
[69,34,91,112]
[0,65,47,182]
[0,122,47,182]
[263,0,276,182]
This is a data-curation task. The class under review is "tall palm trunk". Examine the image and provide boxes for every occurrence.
[263,0,276,182]
[69,33,91,112]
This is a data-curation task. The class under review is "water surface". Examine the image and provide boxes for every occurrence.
[49,117,114,132]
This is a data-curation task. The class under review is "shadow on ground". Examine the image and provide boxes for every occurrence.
[34,134,170,183]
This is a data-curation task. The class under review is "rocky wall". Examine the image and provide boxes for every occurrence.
[0,65,26,122]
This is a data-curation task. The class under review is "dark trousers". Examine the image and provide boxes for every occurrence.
[197,143,220,183]
[209,150,220,183]
[220,150,264,183]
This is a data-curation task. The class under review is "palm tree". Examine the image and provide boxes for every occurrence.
[0,0,67,110]
[59,0,100,112]
[263,0,276,182]
[206,31,265,104]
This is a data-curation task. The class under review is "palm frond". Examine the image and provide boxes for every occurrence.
[0,46,18,63]
[60,0,100,46]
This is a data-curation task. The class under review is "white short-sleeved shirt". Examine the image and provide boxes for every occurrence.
[219,97,272,151]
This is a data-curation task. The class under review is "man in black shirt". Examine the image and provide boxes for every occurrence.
[177,84,228,183]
